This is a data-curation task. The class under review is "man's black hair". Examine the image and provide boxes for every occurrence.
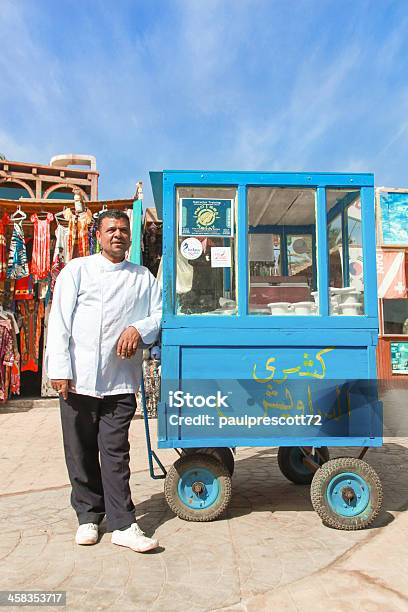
[96,209,130,231]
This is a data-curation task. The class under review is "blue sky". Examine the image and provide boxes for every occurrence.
[2,0,408,204]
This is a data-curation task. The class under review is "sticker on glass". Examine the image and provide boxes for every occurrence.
[180,237,203,260]
[211,246,231,268]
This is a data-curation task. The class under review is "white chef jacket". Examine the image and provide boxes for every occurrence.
[45,253,162,398]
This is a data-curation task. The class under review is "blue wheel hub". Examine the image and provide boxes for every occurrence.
[177,467,220,510]
[326,471,371,517]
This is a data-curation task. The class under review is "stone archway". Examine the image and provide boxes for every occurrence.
[43,183,89,201]
[0,177,35,199]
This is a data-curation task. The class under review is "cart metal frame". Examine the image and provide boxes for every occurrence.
[144,170,383,528]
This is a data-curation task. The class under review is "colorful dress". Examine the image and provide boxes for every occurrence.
[88,220,100,255]
[0,320,15,402]
[7,222,29,280]
[0,213,10,280]
[17,300,45,372]
[30,213,54,280]
[6,314,20,397]
[64,208,92,261]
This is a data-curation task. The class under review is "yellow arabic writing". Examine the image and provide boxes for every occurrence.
[251,347,352,421]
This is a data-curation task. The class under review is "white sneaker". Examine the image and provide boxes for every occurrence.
[111,523,159,553]
[75,523,99,545]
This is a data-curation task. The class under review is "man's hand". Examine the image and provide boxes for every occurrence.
[51,379,70,400]
[117,326,141,359]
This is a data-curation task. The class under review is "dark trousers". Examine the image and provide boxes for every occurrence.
[59,392,137,532]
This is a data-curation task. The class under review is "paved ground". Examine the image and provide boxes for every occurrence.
[0,390,407,611]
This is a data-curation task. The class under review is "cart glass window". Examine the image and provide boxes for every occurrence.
[175,186,237,315]
[249,234,281,277]
[383,299,408,335]
[248,187,317,315]
[326,189,365,315]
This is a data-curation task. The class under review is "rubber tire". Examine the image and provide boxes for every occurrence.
[311,457,383,530]
[182,447,235,476]
[278,446,330,485]
[165,453,232,522]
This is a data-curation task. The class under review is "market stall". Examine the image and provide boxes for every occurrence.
[0,193,139,403]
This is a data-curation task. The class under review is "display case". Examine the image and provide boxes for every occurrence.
[147,170,384,529]
[151,170,380,443]
[156,180,372,321]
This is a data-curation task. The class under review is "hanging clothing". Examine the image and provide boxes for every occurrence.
[17,300,45,373]
[14,274,34,300]
[77,209,92,258]
[41,303,58,397]
[0,320,15,402]
[64,208,92,261]
[37,274,53,306]
[0,279,15,311]
[30,213,54,280]
[0,214,10,281]
[140,358,160,417]
[10,359,20,396]
[88,219,100,255]
[5,313,20,397]
[51,224,69,290]
[125,208,133,261]
[14,236,34,300]
[7,222,29,280]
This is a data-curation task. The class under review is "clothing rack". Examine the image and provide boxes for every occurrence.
[0,198,135,215]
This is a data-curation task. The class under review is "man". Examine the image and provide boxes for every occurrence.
[46,210,161,552]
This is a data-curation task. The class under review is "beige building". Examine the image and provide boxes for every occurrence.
[0,153,98,202]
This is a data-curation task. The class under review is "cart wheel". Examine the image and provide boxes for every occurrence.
[182,447,235,475]
[311,457,383,530]
[278,446,330,485]
[164,453,232,521]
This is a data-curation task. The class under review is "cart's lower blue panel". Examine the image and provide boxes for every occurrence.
[158,344,381,447]
[157,437,383,448]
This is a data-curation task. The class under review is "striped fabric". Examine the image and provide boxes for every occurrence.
[7,222,29,280]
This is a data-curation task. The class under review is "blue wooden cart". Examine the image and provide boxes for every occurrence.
[145,170,383,530]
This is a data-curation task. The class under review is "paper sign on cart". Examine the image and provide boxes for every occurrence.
[180,198,234,237]
[211,246,231,268]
